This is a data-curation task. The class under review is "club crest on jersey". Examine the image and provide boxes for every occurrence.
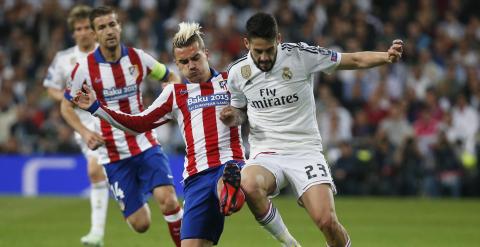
[94,77,102,84]
[219,79,227,90]
[241,65,251,79]
[282,67,293,80]
[129,65,139,78]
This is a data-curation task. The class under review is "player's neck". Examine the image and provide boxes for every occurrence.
[78,43,96,54]
[99,45,121,63]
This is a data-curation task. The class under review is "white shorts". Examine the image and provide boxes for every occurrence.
[74,132,99,160]
[246,151,336,200]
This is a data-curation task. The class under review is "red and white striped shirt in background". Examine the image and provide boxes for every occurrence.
[90,70,244,179]
[66,45,166,165]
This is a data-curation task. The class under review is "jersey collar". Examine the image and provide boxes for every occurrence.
[183,68,219,84]
[93,44,128,64]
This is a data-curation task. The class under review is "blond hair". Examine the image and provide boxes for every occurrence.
[67,5,92,31]
[172,22,205,50]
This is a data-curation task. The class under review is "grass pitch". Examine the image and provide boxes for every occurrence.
[0,196,479,247]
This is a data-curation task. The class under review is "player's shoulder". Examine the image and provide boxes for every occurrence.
[55,46,76,58]
[226,54,249,75]
[281,42,336,57]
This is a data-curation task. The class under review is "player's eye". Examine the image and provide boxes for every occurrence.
[178,59,188,65]
[191,55,200,61]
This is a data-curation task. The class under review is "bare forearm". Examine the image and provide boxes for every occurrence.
[338,52,390,70]
[47,88,65,102]
[60,98,89,135]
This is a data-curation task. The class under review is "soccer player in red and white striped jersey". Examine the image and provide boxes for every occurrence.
[64,6,183,246]
[73,22,246,247]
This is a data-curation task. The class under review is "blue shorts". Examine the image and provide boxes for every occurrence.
[181,165,226,245]
[104,146,174,217]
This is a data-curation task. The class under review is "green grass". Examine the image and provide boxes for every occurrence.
[1,196,479,246]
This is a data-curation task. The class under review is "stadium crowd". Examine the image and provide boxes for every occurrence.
[0,0,479,197]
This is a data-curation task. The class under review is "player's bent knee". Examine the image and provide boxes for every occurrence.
[313,212,338,234]
[240,176,263,198]
[129,218,151,233]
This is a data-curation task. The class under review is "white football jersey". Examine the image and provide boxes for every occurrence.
[43,46,99,130]
[228,42,341,157]
[43,45,100,146]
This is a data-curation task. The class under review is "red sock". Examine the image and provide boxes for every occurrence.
[163,206,183,247]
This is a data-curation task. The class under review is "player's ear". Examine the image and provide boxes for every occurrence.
[277,33,282,44]
[243,38,249,49]
[204,48,209,58]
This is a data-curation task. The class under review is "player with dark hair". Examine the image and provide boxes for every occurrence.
[63,6,183,247]
[221,12,403,247]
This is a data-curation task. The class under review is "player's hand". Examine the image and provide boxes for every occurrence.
[73,84,97,110]
[387,39,404,63]
[81,130,105,150]
[220,106,243,127]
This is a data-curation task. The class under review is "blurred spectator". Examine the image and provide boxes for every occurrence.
[377,101,412,148]
[0,0,479,197]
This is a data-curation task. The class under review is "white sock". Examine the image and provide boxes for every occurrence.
[257,202,297,244]
[90,181,109,236]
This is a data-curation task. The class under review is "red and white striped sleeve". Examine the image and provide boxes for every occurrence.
[88,84,175,134]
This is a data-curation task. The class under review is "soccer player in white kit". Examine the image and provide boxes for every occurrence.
[221,13,404,247]
[43,5,108,247]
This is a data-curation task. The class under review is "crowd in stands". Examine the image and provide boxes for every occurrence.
[1,0,479,197]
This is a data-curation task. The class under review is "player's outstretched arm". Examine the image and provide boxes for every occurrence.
[220,106,247,127]
[72,84,172,135]
[337,39,403,70]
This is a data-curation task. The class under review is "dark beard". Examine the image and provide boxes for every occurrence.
[252,53,277,72]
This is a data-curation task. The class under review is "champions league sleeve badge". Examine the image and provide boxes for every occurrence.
[282,67,293,80]
[241,65,251,79]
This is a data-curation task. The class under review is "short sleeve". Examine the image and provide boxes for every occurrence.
[295,42,342,75]
[43,53,65,90]
[227,71,247,109]
[64,63,86,101]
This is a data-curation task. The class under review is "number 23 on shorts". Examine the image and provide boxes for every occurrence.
[304,163,330,179]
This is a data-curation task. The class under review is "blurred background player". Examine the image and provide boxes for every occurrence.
[63,6,183,247]
[221,12,403,247]
[42,5,108,246]
[72,21,246,247]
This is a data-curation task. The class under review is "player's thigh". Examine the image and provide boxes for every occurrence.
[282,152,336,200]
[77,135,105,182]
[181,239,213,247]
[182,167,225,245]
[138,146,175,193]
[104,159,146,218]
[300,184,337,222]
[243,154,286,197]
[86,156,106,182]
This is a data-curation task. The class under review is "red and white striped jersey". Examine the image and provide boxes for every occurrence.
[91,71,244,179]
[66,45,167,165]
